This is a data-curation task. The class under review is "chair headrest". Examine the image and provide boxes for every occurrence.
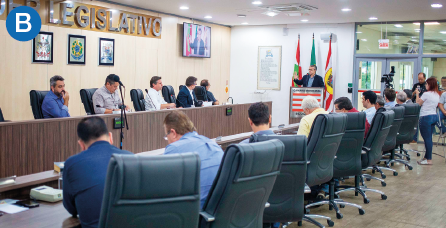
[400,103,421,117]
[30,90,49,104]
[163,85,174,94]
[331,112,366,131]
[81,88,98,99]
[250,135,307,162]
[194,86,206,94]
[386,106,405,120]
[0,107,4,122]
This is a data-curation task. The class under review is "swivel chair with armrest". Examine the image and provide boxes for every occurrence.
[194,86,208,102]
[162,85,176,103]
[394,104,421,161]
[29,90,49,119]
[80,88,98,115]
[199,140,284,228]
[250,135,334,228]
[98,153,201,228]
[130,89,145,111]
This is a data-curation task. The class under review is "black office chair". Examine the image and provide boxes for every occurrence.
[98,153,201,228]
[29,90,49,119]
[361,110,395,189]
[194,86,208,102]
[305,114,349,220]
[130,89,145,111]
[250,135,334,228]
[0,108,5,122]
[162,85,177,104]
[80,88,98,115]
[395,104,421,161]
[199,140,285,228]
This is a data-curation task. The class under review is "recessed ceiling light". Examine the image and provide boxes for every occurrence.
[266,11,278,17]
[241,22,249,25]
[301,19,308,22]
[180,6,189,10]
[237,14,246,18]
[394,24,403,28]
[431,3,443,8]
[440,31,446,34]
[252,1,262,5]
[369,17,378,20]
[204,16,212,19]
[341,8,351,12]
[361,39,367,41]
[356,31,362,34]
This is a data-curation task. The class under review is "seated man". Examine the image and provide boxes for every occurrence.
[42,75,70,118]
[145,76,176,110]
[297,96,329,137]
[93,74,129,114]
[403,89,413,104]
[334,97,370,138]
[164,111,223,208]
[200,79,220,105]
[362,90,377,125]
[396,90,407,105]
[439,91,446,135]
[375,95,385,110]
[240,102,273,143]
[63,117,132,228]
[384,88,396,108]
[177,76,199,108]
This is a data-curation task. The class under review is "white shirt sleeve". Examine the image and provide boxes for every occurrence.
[157,92,167,105]
[144,89,161,110]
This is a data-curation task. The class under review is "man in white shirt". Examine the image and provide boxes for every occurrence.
[362,90,377,125]
[144,76,176,111]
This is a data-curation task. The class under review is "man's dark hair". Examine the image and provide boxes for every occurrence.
[77,117,109,143]
[105,74,118,85]
[418,72,426,79]
[334,97,353,110]
[310,65,317,71]
[200,79,209,87]
[384,88,396,102]
[50,75,64,87]
[185,76,197,87]
[403,89,412,100]
[150,76,162,88]
[248,102,270,126]
[442,77,446,80]
[363,90,377,105]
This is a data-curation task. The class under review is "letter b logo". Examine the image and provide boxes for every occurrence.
[6,6,41,42]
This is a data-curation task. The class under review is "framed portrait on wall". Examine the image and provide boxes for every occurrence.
[98,38,114,66]
[68,35,86,65]
[32,32,53,63]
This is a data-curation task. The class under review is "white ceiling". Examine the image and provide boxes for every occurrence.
[112,0,446,26]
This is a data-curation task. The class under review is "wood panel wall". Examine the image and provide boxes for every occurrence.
[0,102,272,178]
[0,0,231,121]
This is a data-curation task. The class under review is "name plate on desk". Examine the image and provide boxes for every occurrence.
[290,87,324,118]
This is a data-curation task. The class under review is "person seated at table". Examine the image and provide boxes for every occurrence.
[200,79,220,105]
[177,76,200,108]
[42,75,70,118]
[93,74,129,114]
[63,117,132,228]
[362,90,377,125]
[296,96,329,137]
[334,97,370,138]
[396,90,408,105]
[384,88,397,108]
[240,102,274,143]
[375,95,385,110]
[145,76,176,110]
[163,111,223,208]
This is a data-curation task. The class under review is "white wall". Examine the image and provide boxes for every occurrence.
[229,23,355,126]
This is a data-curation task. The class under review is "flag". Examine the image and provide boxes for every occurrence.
[324,34,334,112]
[292,34,302,87]
[310,33,316,67]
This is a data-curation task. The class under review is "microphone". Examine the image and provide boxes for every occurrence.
[113,75,125,88]
[145,89,149,94]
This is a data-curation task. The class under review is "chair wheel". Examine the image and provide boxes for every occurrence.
[340,204,345,208]
[327,220,334,227]
[408,166,413,170]
[336,213,343,219]
[366,178,371,181]
[381,194,387,200]
[393,172,398,176]
[305,208,310,214]
[359,208,365,215]
[406,157,410,161]
[364,198,370,204]
[372,170,375,174]
[381,174,386,179]
[298,221,302,226]
[381,181,387,187]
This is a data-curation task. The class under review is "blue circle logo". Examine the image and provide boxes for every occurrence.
[6,6,42,42]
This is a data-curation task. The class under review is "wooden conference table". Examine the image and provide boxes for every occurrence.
[0,123,300,228]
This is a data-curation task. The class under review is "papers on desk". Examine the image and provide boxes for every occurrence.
[0,203,29,214]
[203,102,213,107]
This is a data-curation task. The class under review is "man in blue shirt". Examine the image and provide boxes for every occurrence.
[240,102,274,143]
[163,111,223,208]
[384,88,396,108]
[42,75,70,118]
[200,79,220,105]
[362,90,377,125]
[63,117,132,228]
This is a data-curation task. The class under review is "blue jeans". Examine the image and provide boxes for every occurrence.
[439,111,446,133]
[419,115,437,160]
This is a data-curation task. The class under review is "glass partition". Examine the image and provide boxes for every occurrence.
[422,21,446,54]
[422,58,446,91]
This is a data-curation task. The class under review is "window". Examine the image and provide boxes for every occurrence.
[422,58,446,91]
[422,21,446,54]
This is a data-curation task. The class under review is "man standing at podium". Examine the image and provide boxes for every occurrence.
[293,65,324,87]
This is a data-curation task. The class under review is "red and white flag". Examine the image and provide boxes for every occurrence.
[324,35,334,111]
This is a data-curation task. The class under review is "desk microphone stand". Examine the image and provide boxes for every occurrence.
[119,84,129,150]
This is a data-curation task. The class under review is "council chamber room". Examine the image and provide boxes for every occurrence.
[1,0,446,228]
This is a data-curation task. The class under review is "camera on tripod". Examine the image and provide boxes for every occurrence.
[381,66,395,89]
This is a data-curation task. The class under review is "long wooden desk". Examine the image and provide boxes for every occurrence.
[0,102,271,179]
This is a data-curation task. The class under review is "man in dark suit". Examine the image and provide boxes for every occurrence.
[293,65,325,87]
[177,76,199,108]
[189,28,205,55]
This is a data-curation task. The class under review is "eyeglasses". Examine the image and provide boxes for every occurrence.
[163,131,171,140]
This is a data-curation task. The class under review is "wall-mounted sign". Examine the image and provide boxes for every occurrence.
[99,37,114,66]
[257,46,282,90]
[379,39,389,49]
[0,0,162,39]
[289,87,324,118]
